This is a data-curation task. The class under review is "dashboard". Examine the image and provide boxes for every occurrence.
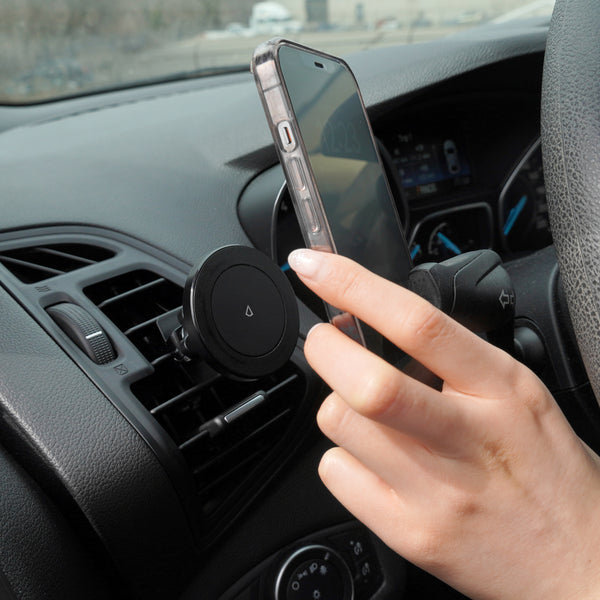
[0,17,589,600]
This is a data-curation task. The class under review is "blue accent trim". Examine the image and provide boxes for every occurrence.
[410,244,421,260]
[437,232,462,255]
[503,194,528,236]
[280,262,290,272]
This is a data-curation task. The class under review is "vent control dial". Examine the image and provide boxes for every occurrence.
[47,302,116,365]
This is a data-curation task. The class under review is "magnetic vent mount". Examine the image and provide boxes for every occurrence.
[180,245,299,379]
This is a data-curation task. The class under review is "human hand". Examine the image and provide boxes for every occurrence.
[288,248,600,600]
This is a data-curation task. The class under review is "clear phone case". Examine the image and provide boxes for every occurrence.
[251,37,368,345]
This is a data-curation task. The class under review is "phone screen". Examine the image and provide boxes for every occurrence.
[278,45,411,361]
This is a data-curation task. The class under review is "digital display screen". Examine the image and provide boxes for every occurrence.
[278,45,411,288]
[392,132,471,201]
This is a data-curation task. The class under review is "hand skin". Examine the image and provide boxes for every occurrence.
[288,248,600,600]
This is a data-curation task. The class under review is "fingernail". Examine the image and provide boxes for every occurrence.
[288,249,324,279]
[306,322,326,340]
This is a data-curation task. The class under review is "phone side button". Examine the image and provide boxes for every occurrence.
[302,197,321,233]
[277,121,296,152]
[288,158,306,192]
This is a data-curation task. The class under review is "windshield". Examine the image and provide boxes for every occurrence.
[1,0,555,104]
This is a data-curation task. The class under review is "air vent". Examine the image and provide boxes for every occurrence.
[0,243,114,283]
[85,269,305,522]
[85,270,182,363]
[132,359,303,518]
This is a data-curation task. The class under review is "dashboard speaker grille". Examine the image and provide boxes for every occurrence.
[0,243,114,283]
[84,269,305,521]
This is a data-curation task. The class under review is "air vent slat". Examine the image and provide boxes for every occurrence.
[195,449,263,498]
[97,277,166,309]
[0,242,114,283]
[190,409,291,479]
[266,374,299,396]
[178,429,211,452]
[151,353,173,368]
[37,247,97,265]
[124,315,165,337]
[150,379,218,416]
[0,256,65,276]
[85,270,159,304]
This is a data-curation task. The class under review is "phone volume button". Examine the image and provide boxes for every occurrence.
[288,158,306,192]
[302,197,321,233]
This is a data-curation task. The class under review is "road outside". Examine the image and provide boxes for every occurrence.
[0,0,553,103]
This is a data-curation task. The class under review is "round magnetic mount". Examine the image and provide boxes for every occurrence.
[182,245,299,379]
[274,545,354,600]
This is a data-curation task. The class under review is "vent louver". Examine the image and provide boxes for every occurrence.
[85,270,182,363]
[0,243,114,283]
[85,269,305,522]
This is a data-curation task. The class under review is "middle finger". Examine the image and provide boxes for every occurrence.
[306,323,471,455]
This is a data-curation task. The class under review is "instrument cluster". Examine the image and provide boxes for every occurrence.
[387,134,551,265]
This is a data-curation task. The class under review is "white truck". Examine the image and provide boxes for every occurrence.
[249,2,302,35]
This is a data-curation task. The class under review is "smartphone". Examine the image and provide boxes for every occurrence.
[252,38,412,365]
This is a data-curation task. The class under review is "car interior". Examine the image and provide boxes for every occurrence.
[0,1,599,598]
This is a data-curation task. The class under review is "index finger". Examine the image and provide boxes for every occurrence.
[288,249,518,397]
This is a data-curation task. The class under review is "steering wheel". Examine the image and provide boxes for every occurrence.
[542,0,600,400]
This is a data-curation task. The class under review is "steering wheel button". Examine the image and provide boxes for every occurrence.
[211,265,285,357]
